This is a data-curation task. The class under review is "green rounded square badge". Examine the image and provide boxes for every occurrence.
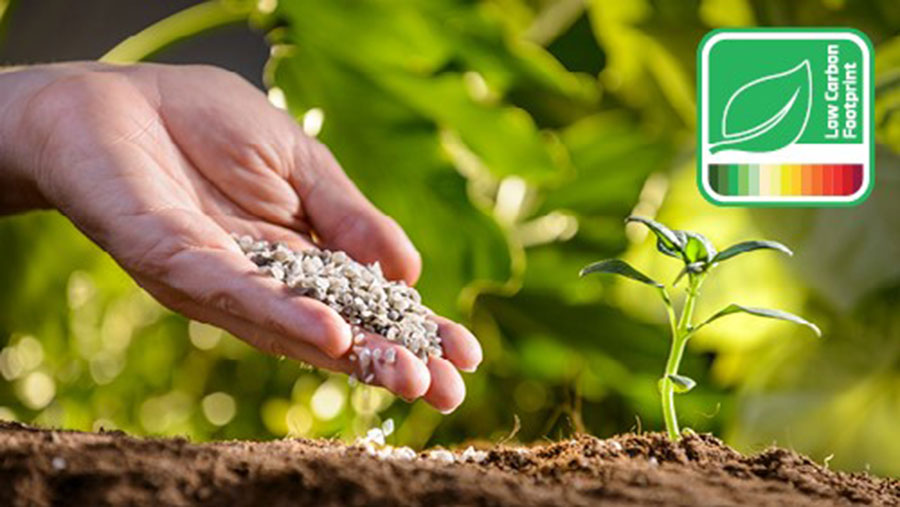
[697,28,874,207]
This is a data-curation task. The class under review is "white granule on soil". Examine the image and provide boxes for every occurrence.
[355,419,420,461]
[391,446,418,461]
[460,446,488,464]
[51,456,66,470]
[235,236,442,361]
[353,420,487,465]
[365,428,386,447]
[425,449,456,464]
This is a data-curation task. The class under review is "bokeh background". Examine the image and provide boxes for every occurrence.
[1,0,899,476]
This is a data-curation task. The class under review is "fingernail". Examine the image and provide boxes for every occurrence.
[318,317,352,358]
[336,320,353,354]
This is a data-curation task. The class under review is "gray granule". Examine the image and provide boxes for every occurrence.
[234,235,442,361]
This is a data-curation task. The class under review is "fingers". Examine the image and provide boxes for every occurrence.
[345,328,470,413]
[233,320,432,404]
[430,316,482,372]
[134,225,471,410]
[231,317,459,412]
[147,284,436,404]
[350,332,431,401]
[221,313,351,373]
[423,356,466,413]
[161,245,353,358]
[146,263,471,411]
[141,286,354,372]
[291,138,422,284]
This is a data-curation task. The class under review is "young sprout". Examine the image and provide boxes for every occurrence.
[580,216,820,440]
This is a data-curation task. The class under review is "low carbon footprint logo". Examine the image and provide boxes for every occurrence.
[698,29,873,207]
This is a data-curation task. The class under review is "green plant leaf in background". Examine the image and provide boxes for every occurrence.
[269,0,583,187]
[710,59,812,153]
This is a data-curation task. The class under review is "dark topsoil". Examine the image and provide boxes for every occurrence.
[0,422,897,506]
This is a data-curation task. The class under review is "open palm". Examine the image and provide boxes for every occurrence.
[6,63,480,412]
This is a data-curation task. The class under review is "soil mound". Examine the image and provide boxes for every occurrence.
[0,422,895,506]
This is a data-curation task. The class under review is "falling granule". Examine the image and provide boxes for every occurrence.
[234,236,442,361]
[381,418,394,437]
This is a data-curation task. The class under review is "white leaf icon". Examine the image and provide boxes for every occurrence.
[710,60,812,153]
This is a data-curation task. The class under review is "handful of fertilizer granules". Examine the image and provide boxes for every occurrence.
[234,235,442,363]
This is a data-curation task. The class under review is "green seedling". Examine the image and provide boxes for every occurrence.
[580,216,820,440]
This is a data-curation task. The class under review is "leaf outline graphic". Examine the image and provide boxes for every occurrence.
[710,60,812,153]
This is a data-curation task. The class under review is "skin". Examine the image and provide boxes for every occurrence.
[0,62,482,412]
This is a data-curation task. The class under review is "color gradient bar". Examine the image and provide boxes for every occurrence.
[708,164,863,197]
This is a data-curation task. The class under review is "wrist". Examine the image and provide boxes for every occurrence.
[0,62,113,214]
[0,66,58,213]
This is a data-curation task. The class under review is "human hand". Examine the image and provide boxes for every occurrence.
[0,62,481,412]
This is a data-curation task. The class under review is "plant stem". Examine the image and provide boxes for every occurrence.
[660,274,705,440]
[101,1,251,64]
[660,338,684,439]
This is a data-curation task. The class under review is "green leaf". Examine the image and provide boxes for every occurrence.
[658,230,688,259]
[625,216,685,259]
[667,374,696,393]
[580,259,663,288]
[537,114,673,217]
[271,1,571,185]
[681,231,717,263]
[695,304,821,337]
[710,60,812,153]
[712,240,793,263]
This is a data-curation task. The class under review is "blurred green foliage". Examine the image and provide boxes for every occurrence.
[1,0,900,477]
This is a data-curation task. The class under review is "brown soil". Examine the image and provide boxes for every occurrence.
[0,422,897,506]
